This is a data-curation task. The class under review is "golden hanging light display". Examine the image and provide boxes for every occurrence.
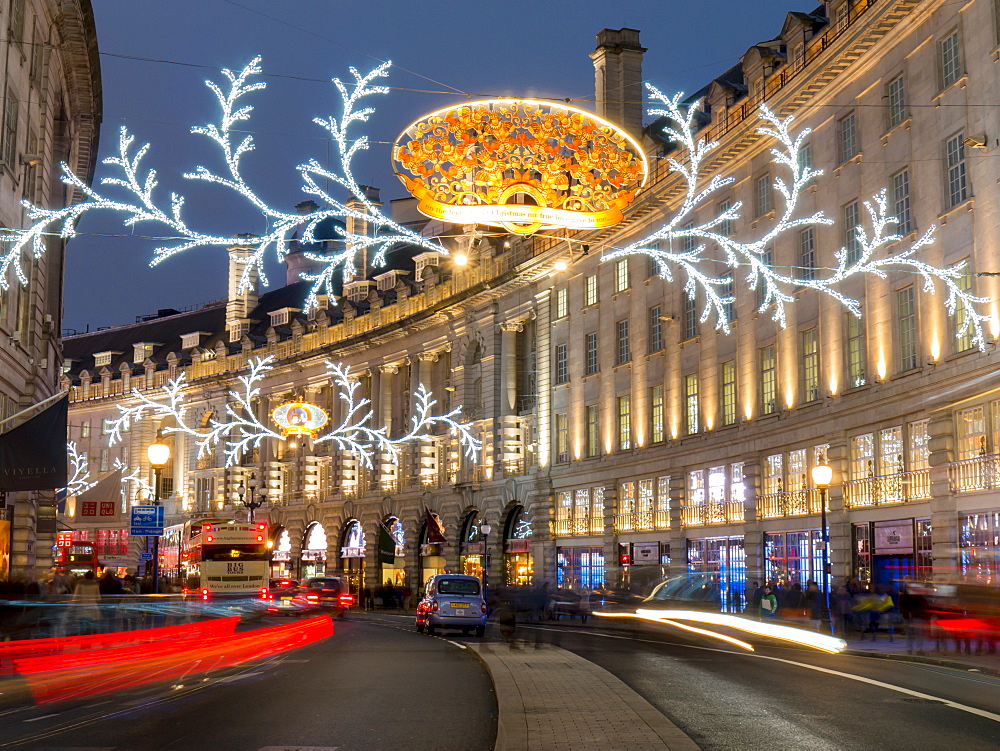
[393,100,648,235]
[271,402,329,437]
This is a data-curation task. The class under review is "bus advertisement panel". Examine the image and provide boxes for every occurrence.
[193,521,269,597]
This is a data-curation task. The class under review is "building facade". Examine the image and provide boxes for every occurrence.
[61,0,1000,598]
[1,0,100,578]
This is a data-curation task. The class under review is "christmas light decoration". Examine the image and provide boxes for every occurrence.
[5,59,446,309]
[393,99,648,234]
[606,91,990,348]
[3,60,985,345]
[62,441,96,497]
[106,355,480,468]
[113,457,153,501]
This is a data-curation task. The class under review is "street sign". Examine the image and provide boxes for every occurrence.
[130,505,164,536]
[139,553,153,561]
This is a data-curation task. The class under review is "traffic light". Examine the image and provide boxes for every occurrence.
[618,543,630,567]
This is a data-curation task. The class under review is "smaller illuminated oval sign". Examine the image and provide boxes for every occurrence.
[393,100,648,235]
[271,402,329,436]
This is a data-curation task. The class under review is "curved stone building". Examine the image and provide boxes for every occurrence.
[62,1,1000,601]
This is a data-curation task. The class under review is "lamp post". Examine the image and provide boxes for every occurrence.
[236,473,268,523]
[147,434,170,595]
[811,459,834,637]
[479,522,492,612]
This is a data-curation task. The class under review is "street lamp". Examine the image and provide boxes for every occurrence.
[236,473,268,523]
[811,459,834,637]
[147,433,170,595]
[479,521,492,613]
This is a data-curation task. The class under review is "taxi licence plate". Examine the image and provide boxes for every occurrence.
[450,602,470,608]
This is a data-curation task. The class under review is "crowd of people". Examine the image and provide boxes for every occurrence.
[746,577,1000,655]
[0,568,172,640]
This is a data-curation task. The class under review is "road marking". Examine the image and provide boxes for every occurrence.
[521,624,1000,724]
[445,639,467,650]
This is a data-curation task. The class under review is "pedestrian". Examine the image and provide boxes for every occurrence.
[899,582,928,655]
[750,581,763,615]
[781,582,806,620]
[71,570,101,635]
[805,580,825,632]
[759,586,778,619]
[834,586,854,638]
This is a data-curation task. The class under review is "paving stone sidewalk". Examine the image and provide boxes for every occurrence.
[468,640,698,751]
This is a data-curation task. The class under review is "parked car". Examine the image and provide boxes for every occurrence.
[296,577,353,616]
[416,574,487,636]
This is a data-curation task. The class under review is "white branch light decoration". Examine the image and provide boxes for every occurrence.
[106,355,480,469]
[605,90,990,349]
[3,62,987,346]
[62,441,96,496]
[5,59,446,309]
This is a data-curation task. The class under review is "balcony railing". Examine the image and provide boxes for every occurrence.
[614,510,670,532]
[950,455,1000,493]
[757,489,822,519]
[555,514,603,536]
[843,469,931,508]
[681,501,743,527]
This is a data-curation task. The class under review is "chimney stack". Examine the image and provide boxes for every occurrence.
[590,28,646,136]
[345,185,382,282]
[226,234,260,338]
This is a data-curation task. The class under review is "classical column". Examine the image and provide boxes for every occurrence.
[378,364,399,490]
[497,321,524,477]
[416,353,439,486]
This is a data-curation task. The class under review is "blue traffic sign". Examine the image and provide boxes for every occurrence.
[130,505,164,536]
[139,553,154,561]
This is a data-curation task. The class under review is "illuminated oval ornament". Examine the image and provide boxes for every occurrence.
[271,402,329,437]
[393,100,648,235]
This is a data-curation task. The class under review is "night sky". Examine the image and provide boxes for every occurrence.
[65,0,796,332]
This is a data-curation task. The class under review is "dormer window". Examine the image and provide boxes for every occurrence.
[414,253,440,281]
[269,308,299,327]
[344,281,373,303]
[375,271,397,292]
[181,332,208,350]
[133,343,155,363]
[94,351,117,367]
[228,320,250,342]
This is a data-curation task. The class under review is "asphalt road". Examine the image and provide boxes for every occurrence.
[0,616,497,751]
[518,619,1000,750]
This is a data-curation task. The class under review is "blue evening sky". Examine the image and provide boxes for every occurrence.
[66,0,800,331]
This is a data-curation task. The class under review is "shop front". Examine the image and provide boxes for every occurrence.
[503,505,533,585]
[300,522,328,579]
[339,519,365,594]
[687,535,745,612]
[617,540,670,595]
[764,529,821,588]
[853,517,931,585]
[960,512,999,585]
[419,510,447,592]
[270,526,293,578]
[555,545,604,590]
[377,516,407,586]
[459,511,484,579]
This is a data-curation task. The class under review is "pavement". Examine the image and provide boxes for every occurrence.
[468,640,698,751]
[360,607,1000,751]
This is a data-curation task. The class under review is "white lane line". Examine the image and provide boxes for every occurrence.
[521,625,1000,724]
[445,639,468,650]
[22,713,59,723]
[747,653,1000,724]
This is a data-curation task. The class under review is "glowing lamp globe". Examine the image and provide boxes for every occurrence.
[271,402,329,437]
[811,462,833,488]
[147,439,170,468]
[393,100,648,235]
